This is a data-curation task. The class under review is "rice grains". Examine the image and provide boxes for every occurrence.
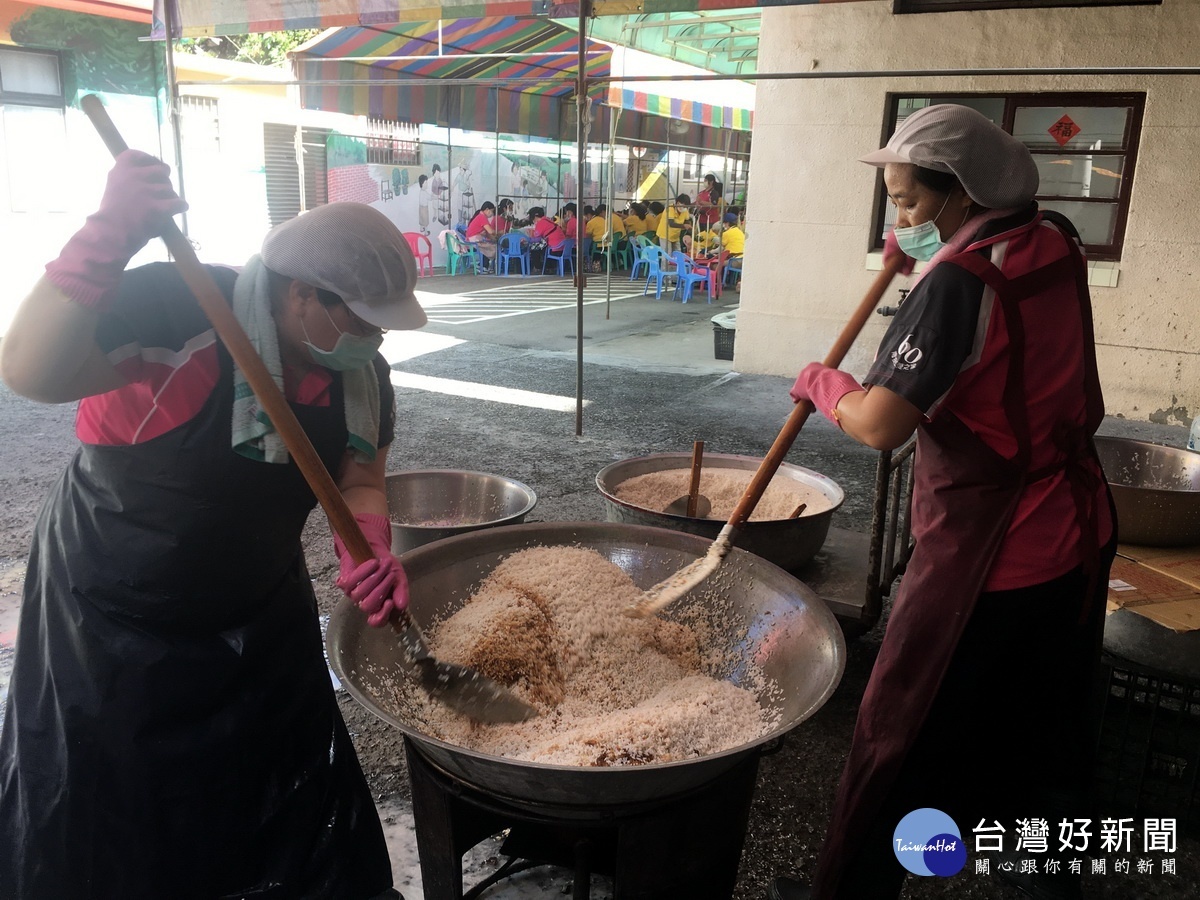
[613,469,834,519]
[400,546,777,767]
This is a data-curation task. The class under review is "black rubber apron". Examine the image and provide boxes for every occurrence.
[0,343,391,899]
[812,219,1108,898]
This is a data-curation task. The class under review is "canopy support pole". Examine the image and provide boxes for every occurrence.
[162,0,188,238]
[574,0,592,437]
[605,105,618,321]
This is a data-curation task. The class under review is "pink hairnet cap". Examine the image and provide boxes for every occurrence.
[860,104,1039,210]
[261,202,427,331]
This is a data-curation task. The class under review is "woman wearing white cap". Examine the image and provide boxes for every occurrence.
[0,151,424,899]
[771,105,1116,900]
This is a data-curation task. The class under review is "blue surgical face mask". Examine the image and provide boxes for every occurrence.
[303,303,384,372]
[893,193,952,262]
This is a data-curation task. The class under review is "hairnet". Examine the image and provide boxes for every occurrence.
[859,104,1039,210]
[260,202,426,331]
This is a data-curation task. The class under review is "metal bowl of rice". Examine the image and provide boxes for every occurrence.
[596,453,844,570]
[327,521,846,807]
[385,469,538,554]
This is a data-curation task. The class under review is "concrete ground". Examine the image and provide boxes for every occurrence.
[1,270,1197,899]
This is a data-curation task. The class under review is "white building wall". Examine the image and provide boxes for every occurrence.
[742,0,1200,423]
[0,54,369,333]
[174,55,368,268]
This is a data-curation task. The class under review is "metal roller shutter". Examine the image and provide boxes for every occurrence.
[263,122,329,226]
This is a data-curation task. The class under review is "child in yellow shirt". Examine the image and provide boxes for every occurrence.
[656,195,691,254]
[720,212,745,257]
[624,202,650,236]
[645,201,664,235]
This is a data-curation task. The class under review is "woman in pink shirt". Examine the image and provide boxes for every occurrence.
[465,201,499,264]
[527,206,567,252]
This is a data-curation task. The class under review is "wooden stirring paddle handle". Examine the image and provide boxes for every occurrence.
[686,440,705,518]
[80,95,375,566]
[724,254,907,531]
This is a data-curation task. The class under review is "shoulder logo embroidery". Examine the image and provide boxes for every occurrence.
[891,333,923,371]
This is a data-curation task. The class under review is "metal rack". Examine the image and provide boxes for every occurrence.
[795,440,916,635]
[864,439,917,628]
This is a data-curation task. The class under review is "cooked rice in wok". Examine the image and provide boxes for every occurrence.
[396,546,779,766]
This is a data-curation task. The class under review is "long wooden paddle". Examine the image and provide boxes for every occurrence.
[80,95,536,723]
[627,252,908,617]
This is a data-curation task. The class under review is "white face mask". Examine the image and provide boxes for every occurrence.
[301,303,383,372]
[892,193,952,262]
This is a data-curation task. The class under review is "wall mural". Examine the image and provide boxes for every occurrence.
[326,127,744,271]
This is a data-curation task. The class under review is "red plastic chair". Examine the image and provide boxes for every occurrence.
[403,232,434,277]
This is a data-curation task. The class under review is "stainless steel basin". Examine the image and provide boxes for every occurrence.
[596,453,844,570]
[1095,436,1200,546]
[385,469,538,554]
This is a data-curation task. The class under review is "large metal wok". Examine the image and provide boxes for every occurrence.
[327,522,846,808]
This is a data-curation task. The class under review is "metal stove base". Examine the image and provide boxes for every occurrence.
[404,737,761,900]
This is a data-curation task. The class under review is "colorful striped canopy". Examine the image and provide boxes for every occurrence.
[294,16,609,97]
[294,17,752,138]
[158,0,819,37]
[608,86,751,131]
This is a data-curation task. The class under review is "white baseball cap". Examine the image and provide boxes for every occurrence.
[860,104,1039,210]
[261,202,427,331]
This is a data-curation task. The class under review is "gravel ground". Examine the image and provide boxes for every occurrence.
[1,336,1197,898]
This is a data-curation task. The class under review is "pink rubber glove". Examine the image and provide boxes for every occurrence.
[334,513,409,628]
[883,228,916,276]
[789,362,864,429]
[45,149,188,310]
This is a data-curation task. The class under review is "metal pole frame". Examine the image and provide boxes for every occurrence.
[574,0,592,437]
[604,104,618,320]
[162,1,188,238]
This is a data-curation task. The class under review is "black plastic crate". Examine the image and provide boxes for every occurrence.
[713,325,735,361]
[1094,655,1200,833]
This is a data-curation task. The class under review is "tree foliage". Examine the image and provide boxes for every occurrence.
[175,30,319,67]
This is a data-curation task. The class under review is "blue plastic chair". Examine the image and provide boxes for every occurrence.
[639,245,671,298]
[670,251,711,303]
[446,232,482,275]
[542,238,575,277]
[497,232,530,276]
[629,237,659,281]
[723,256,743,287]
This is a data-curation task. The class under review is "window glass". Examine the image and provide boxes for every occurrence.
[1038,199,1118,245]
[1014,105,1131,151]
[1034,154,1124,200]
[181,96,221,156]
[4,105,69,211]
[0,48,60,98]
[896,95,1005,127]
